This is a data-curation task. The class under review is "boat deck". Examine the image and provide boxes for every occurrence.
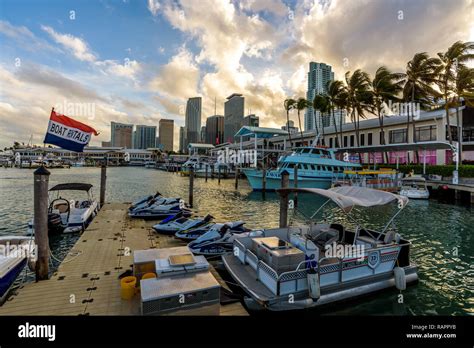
[0,203,248,316]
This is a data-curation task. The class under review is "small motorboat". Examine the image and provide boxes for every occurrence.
[222,186,418,311]
[27,183,99,235]
[129,192,180,212]
[188,224,263,256]
[152,214,214,235]
[175,221,250,241]
[128,202,191,220]
[0,236,35,304]
[399,176,429,199]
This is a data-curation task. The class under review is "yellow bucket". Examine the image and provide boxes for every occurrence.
[120,276,137,300]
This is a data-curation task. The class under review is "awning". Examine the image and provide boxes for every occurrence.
[277,186,408,212]
[334,141,455,153]
[49,183,93,191]
[235,126,289,139]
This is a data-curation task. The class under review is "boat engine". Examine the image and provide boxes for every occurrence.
[48,213,66,234]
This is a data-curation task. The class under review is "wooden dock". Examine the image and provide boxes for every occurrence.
[0,203,248,316]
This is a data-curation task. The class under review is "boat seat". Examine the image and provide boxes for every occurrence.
[329,224,345,242]
[54,203,69,213]
[311,229,339,250]
[357,235,383,248]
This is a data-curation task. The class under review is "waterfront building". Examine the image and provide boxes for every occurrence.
[304,62,345,131]
[205,115,224,145]
[111,122,133,148]
[158,119,174,152]
[185,97,202,147]
[244,114,259,127]
[224,93,244,143]
[101,141,111,147]
[200,126,207,143]
[281,120,299,133]
[179,126,186,154]
[134,125,157,149]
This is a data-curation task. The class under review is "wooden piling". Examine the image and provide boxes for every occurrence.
[279,171,290,228]
[293,164,298,207]
[189,166,194,207]
[100,164,107,208]
[234,167,239,190]
[218,166,221,185]
[205,164,208,182]
[33,166,50,280]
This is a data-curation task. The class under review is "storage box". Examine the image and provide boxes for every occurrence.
[140,271,220,316]
[133,246,189,281]
[155,255,209,277]
[251,236,304,273]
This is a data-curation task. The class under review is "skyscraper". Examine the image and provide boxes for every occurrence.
[111,122,133,148]
[243,114,259,127]
[134,125,157,149]
[205,115,224,145]
[185,97,202,146]
[158,119,174,152]
[179,126,186,153]
[304,62,335,131]
[224,93,244,143]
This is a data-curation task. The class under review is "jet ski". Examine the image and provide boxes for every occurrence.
[128,202,191,220]
[129,192,180,212]
[188,224,263,256]
[152,214,214,235]
[175,221,250,241]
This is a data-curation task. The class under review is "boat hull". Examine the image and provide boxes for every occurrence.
[0,258,27,303]
[243,168,332,191]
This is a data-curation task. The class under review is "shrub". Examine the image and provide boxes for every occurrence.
[372,164,474,178]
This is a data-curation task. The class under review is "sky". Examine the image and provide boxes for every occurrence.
[0,0,473,150]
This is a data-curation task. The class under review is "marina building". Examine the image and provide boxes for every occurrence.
[158,119,174,152]
[185,97,202,147]
[224,93,245,143]
[205,115,224,145]
[111,122,133,148]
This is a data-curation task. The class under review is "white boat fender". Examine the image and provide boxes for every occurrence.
[307,268,320,300]
[394,267,406,291]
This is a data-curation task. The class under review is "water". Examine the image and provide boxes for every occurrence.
[0,167,472,315]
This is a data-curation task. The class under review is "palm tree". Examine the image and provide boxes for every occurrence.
[344,70,372,149]
[295,97,309,146]
[369,66,405,162]
[438,41,474,144]
[326,80,345,147]
[313,94,329,145]
[284,98,296,149]
[452,65,474,161]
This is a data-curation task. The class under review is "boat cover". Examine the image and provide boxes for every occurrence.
[277,186,408,212]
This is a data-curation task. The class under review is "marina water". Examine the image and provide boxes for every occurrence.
[0,167,472,315]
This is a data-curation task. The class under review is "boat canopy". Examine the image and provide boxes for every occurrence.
[277,186,408,212]
[402,176,426,182]
[49,183,93,191]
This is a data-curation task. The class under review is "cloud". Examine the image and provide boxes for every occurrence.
[41,25,97,62]
[147,0,161,16]
[0,20,59,52]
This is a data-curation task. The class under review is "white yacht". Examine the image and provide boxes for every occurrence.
[399,176,430,199]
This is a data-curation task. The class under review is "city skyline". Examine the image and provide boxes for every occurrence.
[0,0,473,150]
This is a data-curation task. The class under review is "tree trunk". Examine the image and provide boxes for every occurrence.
[286,110,292,149]
[297,110,304,146]
[456,104,462,163]
[331,107,339,148]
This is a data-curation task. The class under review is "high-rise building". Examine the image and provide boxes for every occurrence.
[200,126,207,143]
[205,115,224,145]
[134,125,156,149]
[158,119,174,152]
[185,97,202,146]
[111,121,133,148]
[224,93,244,143]
[281,120,299,133]
[243,114,259,127]
[179,126,186,153]
[304,62,338,131]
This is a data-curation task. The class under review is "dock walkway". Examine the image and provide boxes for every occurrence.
[0,203,248,316]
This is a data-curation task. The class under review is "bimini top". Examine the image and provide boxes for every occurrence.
[277,186,408,213]
[49,183,93,191]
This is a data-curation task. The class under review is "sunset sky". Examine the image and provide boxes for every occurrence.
[0,0,473,150]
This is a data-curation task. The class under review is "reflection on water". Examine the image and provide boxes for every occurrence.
[0,167,472,315]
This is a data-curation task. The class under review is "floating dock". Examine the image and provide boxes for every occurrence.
[0,203,248,316]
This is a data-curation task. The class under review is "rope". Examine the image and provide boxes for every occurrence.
[49,249,83,264]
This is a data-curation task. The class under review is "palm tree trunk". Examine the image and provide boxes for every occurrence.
[331,107,339,148]
[314,112,320,145]
[286,110,292,150]
[297,110,304,146]
[456,104,461,164]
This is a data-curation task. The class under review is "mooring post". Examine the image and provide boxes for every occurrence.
[34,166,50,281]
[189,166,194,207]
[234,166,239,190]
[294,164,298,207]
[100,163,107,209]
[279,170,290,228]
[205,164,208,182]
[218,166,221,185]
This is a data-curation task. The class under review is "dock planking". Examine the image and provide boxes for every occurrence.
[0,203,248,316]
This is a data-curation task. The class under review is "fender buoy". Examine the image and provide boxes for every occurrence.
[307,268,320,300]
[394,267,406,291]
